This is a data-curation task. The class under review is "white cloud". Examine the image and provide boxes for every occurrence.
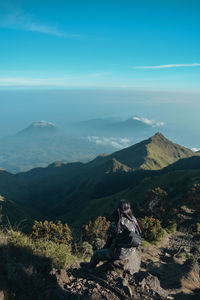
[0,77,69,86]
[0,9,78,37]
[191,147,200,152]
[0,74,111,87]
[133,116,164,127]
[88,72,111,78]
[87,136,132,149]
[135,63,200,69]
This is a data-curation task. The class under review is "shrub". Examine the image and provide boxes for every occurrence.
[83,216,110,244]
[7,230,77,269]
[146,187,167,218]
[33,239,76,269]
[190,242,200,264]
[196,223,200,233]
[8,230,32,249]
[166,222,177,234]
[92,238,106,250]
[0,205,3,224]
[76,241,93,259]
[31,220,72,247]
[184,184,200,210]
[138,216,164,243]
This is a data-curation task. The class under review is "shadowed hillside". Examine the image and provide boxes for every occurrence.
[0,133,199,228]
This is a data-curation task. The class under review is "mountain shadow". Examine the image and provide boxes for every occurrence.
[0,244,66,300]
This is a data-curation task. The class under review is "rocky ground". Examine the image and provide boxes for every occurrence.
[0,232,199,299]
[52,232,200,300]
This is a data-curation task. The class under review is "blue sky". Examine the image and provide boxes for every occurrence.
[0,0,200,90]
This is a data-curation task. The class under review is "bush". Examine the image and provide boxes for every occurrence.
[138,216,164,243]
[33,239,76,269]
[166,222,177,234]
[7,230,77,269]
[196,223,200,233]
[184,184,200,210]
[190,242,200,264]
[92,238,106,250]
[146,187,167,218]
[76,241,93,259]
[0,205,3,224]
[31,220,72,247]
[8,230,32,249]
[83,216,110,244]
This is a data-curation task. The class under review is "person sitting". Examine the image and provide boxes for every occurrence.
[82,199,142,268]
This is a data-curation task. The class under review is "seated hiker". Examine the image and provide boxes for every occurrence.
[82,199,142,268]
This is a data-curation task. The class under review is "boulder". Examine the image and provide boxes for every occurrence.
[109,250,141,275]
[0,291,4,300]
[137,272,169,299]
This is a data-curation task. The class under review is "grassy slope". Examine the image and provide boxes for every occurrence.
[74,167,200,226]
[0,133,199,228]
[141,133,196,170]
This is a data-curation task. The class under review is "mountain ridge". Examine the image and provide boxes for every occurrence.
[87,132,196,170]
[0,132,199,227]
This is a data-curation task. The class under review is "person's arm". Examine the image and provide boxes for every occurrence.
[103,222,116,248]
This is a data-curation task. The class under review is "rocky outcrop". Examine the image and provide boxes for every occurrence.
[0,291,4,300]
[53,267,169,300]
[137,272,168,299]
[109,250,141,275]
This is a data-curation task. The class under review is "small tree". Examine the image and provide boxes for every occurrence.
[83,216,110,244]
[138,216,164,243]
[146,187,167,218]
[184,184,200,210]
[0,206,2,224]
[31,220,72,246]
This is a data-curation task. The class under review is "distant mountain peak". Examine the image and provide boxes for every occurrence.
[30,121,56,128]
[48,161,65,168]
[88,132,196,171]
[19,121,58,136]
[151,132,166,140]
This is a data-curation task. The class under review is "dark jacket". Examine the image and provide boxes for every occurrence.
[105,214,141,260]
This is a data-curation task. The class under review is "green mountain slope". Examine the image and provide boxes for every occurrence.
[0,169,40,228]
[76,166,200,226]
[0,133,199,228]
[88,133,196,170]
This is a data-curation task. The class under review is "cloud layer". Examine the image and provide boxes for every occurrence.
[133,116,164,127]
[0,72,111,87]
[135,63,200,69]
[87,136,132,149]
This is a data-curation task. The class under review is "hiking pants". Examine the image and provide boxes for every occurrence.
[90,248,114,266]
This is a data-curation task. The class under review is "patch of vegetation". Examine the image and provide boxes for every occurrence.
[196,223,200,233]
[7,230,76,269]
[75,241,94,259]
[166,222,177,234]
[184,183,200,210]
[83,216,110,245]
[138,216,165,243]
[31,220,72,246]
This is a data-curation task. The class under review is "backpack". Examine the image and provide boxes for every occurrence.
[116,212,142,248]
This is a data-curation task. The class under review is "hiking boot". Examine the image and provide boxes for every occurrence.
[80,262,90,268]
[80,261,97,269]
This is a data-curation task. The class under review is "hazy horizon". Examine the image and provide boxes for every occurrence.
[0,88,200,149]
[0,0,200,154]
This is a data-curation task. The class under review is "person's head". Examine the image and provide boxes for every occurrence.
[111,199,133,222]
[118,199,131,213]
